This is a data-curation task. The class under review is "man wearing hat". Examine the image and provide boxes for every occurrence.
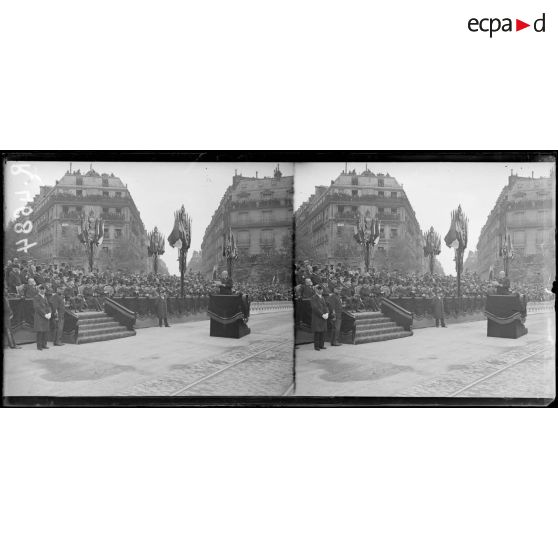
[432,289,446,328]
[49,285,67,346]
[155,288,170,327]
[327,284,344,346]
[310,284,329,351]
[33,284,52,350]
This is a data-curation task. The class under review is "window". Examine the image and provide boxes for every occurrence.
[115,229,123,239]
[61,225,68,237]
[102,177,109,187]
[391,207,398,215]
[391,228,398,238]
[76,177,83,186]
[337,223,344,236]
[260,229,273,245]
[390,191,397,198]
[237,230,250,246]
[513,211,524,226]
[115,207,122,215]
[238,212,249,225]
[62,206,69,214]
[378,178,384,187]
[378,191,385,197]
[103,191,109,198]
[104,228,110,239]
[76,206,82,213]
[352,189,358,197]
[378,207,385,215]
[262,210,272,224]
[261,190,273,197]
[513,230,525,245]
[76,189,83,197]
[380,226,385,239]
[115,191,122,198]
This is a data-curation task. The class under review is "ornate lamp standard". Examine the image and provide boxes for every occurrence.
[444,205,469,299]
[423,226,441,275]
[353,209,380,273]
[499,231,514,278]
[77,210,104,272]
[147,226,165,275]
[222,226,238,279]
[167,205,192,297]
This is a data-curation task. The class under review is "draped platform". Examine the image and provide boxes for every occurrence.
[485,294,528,339]
[207,294,251,338]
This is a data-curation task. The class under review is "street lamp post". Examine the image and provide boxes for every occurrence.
[353,209,380,273]
[423,226,441,275]
[147,226,165,275]
[168,205,192,298]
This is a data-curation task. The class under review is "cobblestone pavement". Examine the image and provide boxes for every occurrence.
[3,313,293,397]
[394,342,554,398]
[118,339,293,396]
[295,313,555,400]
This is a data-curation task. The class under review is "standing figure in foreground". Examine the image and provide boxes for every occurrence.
[310,284,329,351]
[49,285,66,346]
[432,289,446,328]
[327,284,344,347]
[33,284,52,350]
[155,289,170,327]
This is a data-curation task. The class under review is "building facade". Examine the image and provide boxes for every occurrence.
[476,169,556,280]
[31,167,149,271]
[295,168,424,271]
[200,166,294,278]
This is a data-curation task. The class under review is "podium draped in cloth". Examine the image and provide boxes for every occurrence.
[485,294,528,339]
[207,294,251,338]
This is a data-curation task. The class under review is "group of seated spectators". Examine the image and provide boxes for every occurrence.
[4,257,293,314]
[294,259,554,311]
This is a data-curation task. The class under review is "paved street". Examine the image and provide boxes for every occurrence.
[295,313,555,399]
[3,312,294,397]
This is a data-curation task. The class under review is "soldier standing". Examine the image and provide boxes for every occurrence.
[327,285,344,347]
[33,284,52,350]
[310,285,329,351]
[432,289,447,328]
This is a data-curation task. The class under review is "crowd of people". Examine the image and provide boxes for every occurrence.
[4,258,292,309]
[294,260,554,311]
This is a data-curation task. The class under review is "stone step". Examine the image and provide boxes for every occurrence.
[352,311,383,319]
[354,330,413,344]
[353,317,392,326]
[355,325,404,336]
[75,311,106,318]
[79,317,117,326]
[79,324,129,335]
[77,330,136,344]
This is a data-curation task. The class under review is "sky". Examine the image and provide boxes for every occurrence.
[4,161,294,275]
[4,160,554,276]
[294,162,555,274]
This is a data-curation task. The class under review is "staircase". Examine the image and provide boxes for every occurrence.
[75,311,136,344]
[349,311,413,344]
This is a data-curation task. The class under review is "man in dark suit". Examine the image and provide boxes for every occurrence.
[155,289,170,327]
[310,284,329,351]
[327,284,344,346]
[33,284,52,350]
[49,285,66,346]
[215,271,233,295]
[432,290,446,328]
[496,271,511,295]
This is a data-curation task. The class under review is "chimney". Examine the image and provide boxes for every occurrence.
[531,171,534,178]
[256,171,258,178]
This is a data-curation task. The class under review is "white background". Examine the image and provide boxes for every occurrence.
[1,1,556,558]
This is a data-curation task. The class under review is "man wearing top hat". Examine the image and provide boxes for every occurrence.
[33,284,52,350]
[310,284,329,351]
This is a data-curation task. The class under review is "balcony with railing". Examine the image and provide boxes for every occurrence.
[230,198,293,210]
[101,212,126,221]
[232,217,292,228]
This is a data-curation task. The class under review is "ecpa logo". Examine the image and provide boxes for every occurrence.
[468,13,546,37]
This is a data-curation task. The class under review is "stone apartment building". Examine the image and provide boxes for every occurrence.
[295,168,424,271]
[476,168,555,280]
[30,167,148,271]
[200,166,294,279]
